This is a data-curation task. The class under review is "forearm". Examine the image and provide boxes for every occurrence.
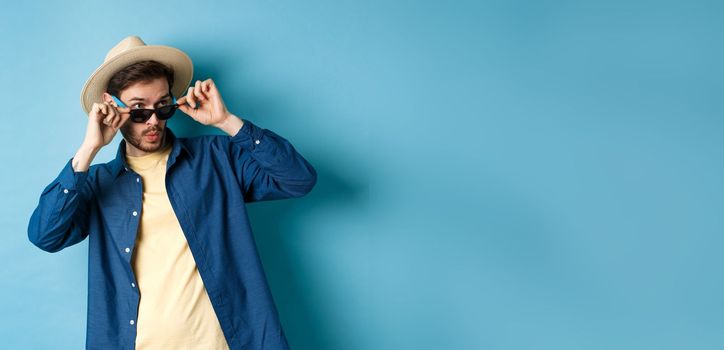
[229,118,317,201]
[72,144,101,172]
[28,159,92,252]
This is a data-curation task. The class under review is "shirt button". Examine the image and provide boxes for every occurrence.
[131,282,136,288]
[132,211,138,216]
[63,189,69,194]
[130,320,135,325]
[136,177,140,183]
[255,139,260,145]
[124,167,129,171]
[125,247,130,253]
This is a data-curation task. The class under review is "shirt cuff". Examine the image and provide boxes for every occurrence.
[57,157,89,192]
[230,118,266,151]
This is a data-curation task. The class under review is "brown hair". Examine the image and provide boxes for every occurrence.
[106,60,175,97]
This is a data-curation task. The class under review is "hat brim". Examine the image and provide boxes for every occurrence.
[80,45,193,115]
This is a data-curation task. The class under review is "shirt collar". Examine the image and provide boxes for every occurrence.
[109,127,193,178]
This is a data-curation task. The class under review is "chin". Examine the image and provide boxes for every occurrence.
[145,140,164,150]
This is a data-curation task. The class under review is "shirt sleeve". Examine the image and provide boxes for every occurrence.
[227,118,317,202]
[27,158,93,253]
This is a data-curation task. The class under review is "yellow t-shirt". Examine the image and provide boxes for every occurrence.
[126,143,229,350]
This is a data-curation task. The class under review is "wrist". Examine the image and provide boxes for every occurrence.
[79,142,102,155]
[73,144,99,172]
[214,113,244,136]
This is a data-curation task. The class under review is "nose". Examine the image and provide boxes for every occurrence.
[146,112,160,125]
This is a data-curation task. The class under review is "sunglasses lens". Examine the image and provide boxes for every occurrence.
[156,105,177,120]
[131,110,154,123]
[129,104,177,123]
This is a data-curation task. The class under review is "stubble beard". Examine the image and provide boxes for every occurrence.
[121,125,166,153]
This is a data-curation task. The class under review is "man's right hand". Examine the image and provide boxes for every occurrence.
[84,102,131,149]
[72,102,131,172]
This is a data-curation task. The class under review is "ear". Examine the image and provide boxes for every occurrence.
[102,92,115,106]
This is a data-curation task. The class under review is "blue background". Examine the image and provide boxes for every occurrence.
[2,1,723,349]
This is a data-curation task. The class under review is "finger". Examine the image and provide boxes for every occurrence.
[201,79,214,98]
[194,80,206,101]
[108,103,120,119]
[90,103,101,121]
[108,104,117,120]
[95,104,106,122]
[104,109,116,126]
[203,79,218,97]
[177,103,197,118]
[111,114,121,129]
[106,115,116,128]
[99,103,108,117]
[103,115,113,127]
[111,106,129,127]
[116,106,131,115]
[194,80,206,102]
[107,104,117,117]
[117,111,131,129]
[186,87,197,108]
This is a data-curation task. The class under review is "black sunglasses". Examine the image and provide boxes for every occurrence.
[111,95,180,123]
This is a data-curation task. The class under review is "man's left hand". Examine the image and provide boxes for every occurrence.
[177,78,231,127]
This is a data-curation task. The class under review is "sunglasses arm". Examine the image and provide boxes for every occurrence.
[110,95,128,108]
[110,95,182,108]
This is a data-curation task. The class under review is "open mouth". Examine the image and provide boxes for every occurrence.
[144,132,160,141]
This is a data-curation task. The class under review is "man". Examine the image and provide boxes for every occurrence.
[27,35,317,350]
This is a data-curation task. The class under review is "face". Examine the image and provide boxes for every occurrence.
[103,77,172,157]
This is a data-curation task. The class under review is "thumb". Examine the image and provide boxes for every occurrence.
[177,96,198,110]
[115,111,132,130]
[116,106,131,114]
[177,103,196,117]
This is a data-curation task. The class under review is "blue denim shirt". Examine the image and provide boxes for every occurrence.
[27,119,317,349]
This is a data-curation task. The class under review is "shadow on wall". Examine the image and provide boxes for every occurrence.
[167,57,366,350]
[249,164,362,350]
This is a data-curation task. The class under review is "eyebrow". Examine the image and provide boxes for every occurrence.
[128,93,171,103]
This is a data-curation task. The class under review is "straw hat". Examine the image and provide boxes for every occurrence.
[79,35,193,114]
